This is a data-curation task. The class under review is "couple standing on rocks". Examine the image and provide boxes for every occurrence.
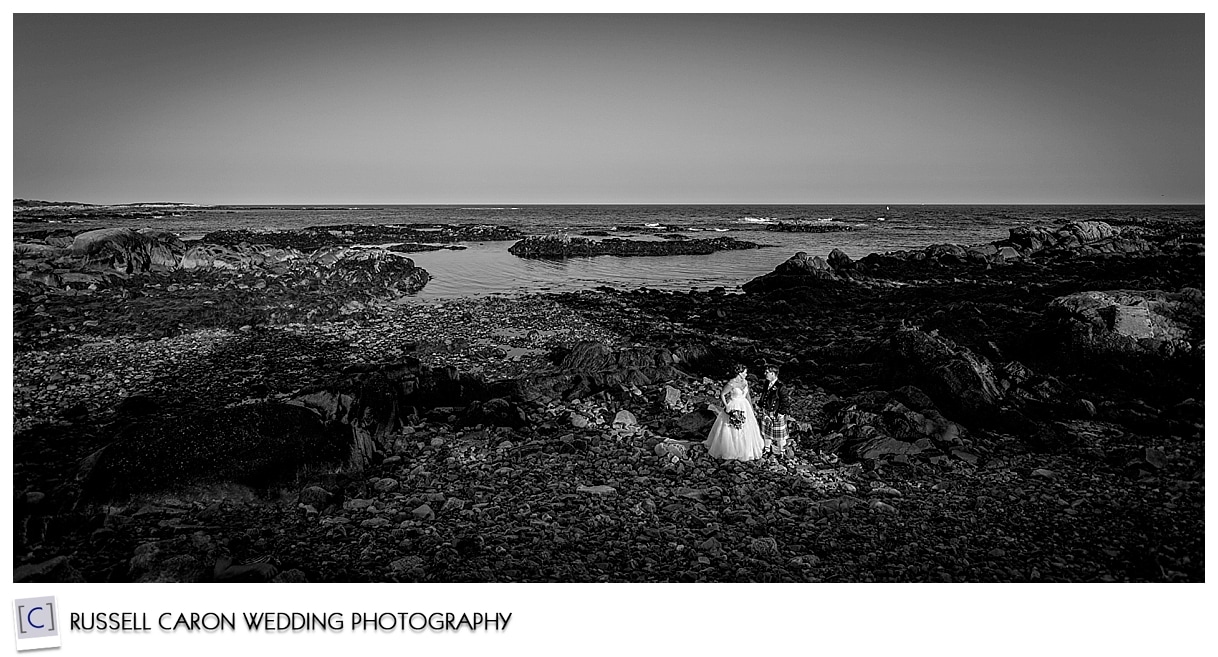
[704,363,792,462]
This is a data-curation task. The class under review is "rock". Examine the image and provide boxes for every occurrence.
[69,227,185,273]
[509,235,764,258]
[675,408,717,437]
[113,394,162,419]
[292,361,491,470]
[1031,469,1057,480]
[373,478,400,493]
[661,385,682,409]
[570,412,590,429]
[612,410,639,429]
[809,497,861,515]
[827,248,855,272]
[441,497,466,513]
[14,556,86,583]
[411,504,435,520]
[827,389,964,462]
[951,448,981,465]
[137,554,203,583]
[767,221,855,234]
[345,498,374,511]
[460,398,528,428]
[654,438,695,460]
[299,486,334,508]
[1076,399,1097,417]
[518,341,684,401]
[742,251,841,292]
[869,499,897,513]
[1047,289,1202,359]
[360,517,391,528]
[80,401,350,500]
[577,485,617,495]
[749,537,779,556]
[15,242,67,258]
[273,569,309,583]
[885,328,1007,423]
[1143,448,1167,470]
[391,556,424,573]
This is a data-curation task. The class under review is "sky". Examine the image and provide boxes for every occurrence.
[12,14,1204,205]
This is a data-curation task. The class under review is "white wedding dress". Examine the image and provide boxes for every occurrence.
[704,381,765,461]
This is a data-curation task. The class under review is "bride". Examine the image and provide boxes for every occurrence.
[704,363,766,461]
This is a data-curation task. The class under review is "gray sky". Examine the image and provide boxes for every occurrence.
[13,14,1203,205]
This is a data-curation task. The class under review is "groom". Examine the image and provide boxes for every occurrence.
[757,364,792,457]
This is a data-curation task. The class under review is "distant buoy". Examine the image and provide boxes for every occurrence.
[877,217,886,221]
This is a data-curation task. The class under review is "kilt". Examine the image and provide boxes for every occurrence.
[760,413,789,445]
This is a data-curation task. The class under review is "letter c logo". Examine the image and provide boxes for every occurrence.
[27,606,45,629]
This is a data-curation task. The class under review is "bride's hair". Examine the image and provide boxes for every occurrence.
[731,362,747,376]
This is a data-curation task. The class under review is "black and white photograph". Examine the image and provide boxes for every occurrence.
[10,12,1204,589]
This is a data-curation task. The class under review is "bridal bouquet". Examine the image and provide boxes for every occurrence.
[727,409,746,430]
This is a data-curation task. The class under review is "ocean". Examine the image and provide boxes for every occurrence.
[33,204,1203,298]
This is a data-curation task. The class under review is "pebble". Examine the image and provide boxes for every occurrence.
[577,485,617,495]
[373,478,400,493]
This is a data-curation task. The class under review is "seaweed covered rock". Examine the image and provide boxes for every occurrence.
[509,235,763,258]
[201,229,346,251]
[305,223,523,244]
[78,402,350,500]
[822,387,967,461]
[292,361,496,468]
[514,341,686,402]
[856,220,1154,274]
[766,221,855,233]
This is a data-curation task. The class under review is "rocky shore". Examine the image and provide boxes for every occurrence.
[12,214,1204,583]
[508,235,768,258]
[765,221,855,233]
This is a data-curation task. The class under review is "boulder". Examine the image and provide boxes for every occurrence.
[69,227,185,273]
[612,410,639,429]
[675,408,717,437]
[742,251,840,293]
[1047,289,1202,358]
[885,328,1006,422]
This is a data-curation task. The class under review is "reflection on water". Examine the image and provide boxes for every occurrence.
[406,227,948,298]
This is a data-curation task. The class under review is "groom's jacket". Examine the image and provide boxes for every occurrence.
[758,380,791,416]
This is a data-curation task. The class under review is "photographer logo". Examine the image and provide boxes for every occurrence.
[13,597,61,651]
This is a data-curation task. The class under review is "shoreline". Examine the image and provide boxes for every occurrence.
[12,213,1205,583]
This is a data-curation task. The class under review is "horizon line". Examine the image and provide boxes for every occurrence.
[14,199,1206,207]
